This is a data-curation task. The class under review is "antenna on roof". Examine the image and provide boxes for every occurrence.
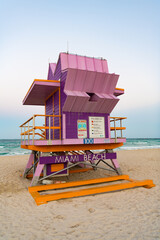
[67,41,69,54]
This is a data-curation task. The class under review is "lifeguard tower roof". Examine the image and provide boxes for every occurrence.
[23,53,124,113]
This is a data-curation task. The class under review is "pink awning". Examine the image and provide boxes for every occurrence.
[23,80,60,105]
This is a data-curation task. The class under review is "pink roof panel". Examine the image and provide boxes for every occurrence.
[64,69,119,94]
[94,58,103,72]
[85,57,95,71]
[23,80,60,105]
[77,55,87,69]
[63,90,119,114]
[60,53,109,73]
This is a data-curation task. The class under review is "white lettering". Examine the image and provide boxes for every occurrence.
[83,155,88,161]
[101,153,106,160]
[55,156,59,163]
[88,154,91,161]
[64,156,69,162]
[58,156,63,163]
[70,155,79,162]
[92,154,98,161]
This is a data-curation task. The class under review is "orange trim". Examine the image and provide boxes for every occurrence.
[110,127,126,131]
[23,79,60,104]
[21,143,123,152]
[34,79,60,83]
[69,168,93,174]
[45,88,59,102]
[21,126,61,135]
[34,126,60,130]
[28,175,155,205]
[115,88,124,91]
[34,114,61,117]
[29,175,130,192]
[19,116,33,127]
[110,117,127,120]
[21,132,45,138]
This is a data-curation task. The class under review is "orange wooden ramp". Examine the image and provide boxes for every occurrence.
[28,175,155,205]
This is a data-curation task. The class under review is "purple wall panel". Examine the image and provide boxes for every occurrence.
[47,63,56,80]
[60,71,68,139]
[53,57,62,80]
[46,96,53,139]
[54,90,60,139]
[64,112,109,139]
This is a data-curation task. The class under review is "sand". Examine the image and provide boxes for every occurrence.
[0,149,160,240]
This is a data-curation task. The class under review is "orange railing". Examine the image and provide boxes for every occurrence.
[110,117,126,142]
[20,114,61,145]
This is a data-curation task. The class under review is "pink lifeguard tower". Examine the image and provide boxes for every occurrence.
[20,53,154,205]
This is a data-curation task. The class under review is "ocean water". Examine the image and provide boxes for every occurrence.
[0,138,160,156]
[0,139,30,156]
[120,138,160,151]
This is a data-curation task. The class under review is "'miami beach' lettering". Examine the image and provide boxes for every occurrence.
[83,153,106,161]
[54,155,80,163]
[39,152,116,165]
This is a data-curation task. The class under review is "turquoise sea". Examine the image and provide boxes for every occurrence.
[0,139,160,156]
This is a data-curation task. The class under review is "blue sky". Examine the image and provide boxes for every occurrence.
[0,0,160,138]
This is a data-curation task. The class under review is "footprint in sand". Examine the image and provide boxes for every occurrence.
[88,208,95,213]
[54,215,64,219]
[70,223,80,228]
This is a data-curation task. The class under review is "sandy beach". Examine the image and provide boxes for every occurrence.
[0,149,160,240]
